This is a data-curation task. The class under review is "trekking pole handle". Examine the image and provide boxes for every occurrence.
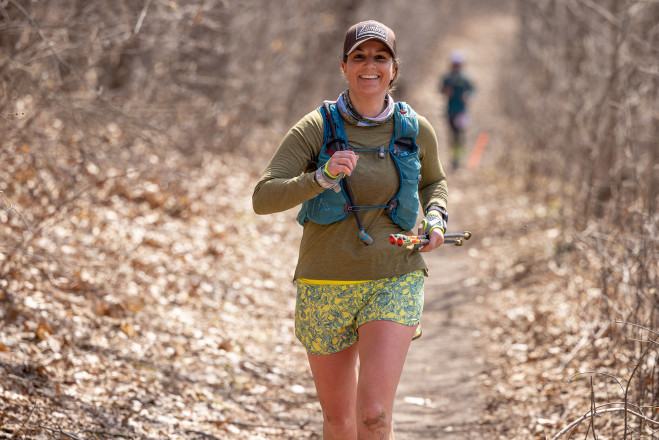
[388,232,472,247]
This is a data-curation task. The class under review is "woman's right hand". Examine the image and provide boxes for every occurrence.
[326,151,359,177]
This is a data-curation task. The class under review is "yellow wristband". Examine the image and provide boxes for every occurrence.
[323,162,339,179]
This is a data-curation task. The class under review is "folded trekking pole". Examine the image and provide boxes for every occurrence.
[323,102,373,245]
[389,231,472,247]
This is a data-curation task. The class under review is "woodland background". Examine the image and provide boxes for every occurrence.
[1,0,657,439]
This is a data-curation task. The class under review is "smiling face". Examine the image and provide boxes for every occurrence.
[341,40,398,100]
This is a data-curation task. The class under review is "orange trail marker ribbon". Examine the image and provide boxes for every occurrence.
[467,131,491,170]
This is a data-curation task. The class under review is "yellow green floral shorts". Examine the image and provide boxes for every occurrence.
[295,270,424,355]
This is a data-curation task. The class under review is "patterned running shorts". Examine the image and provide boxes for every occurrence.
[295,270,424,355]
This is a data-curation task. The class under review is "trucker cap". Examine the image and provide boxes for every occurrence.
[343,20,396,58]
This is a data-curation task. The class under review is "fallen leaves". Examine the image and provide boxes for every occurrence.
[0,150,312,438]
[35,322,54,341]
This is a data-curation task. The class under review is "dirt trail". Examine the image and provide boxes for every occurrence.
[393,11,518,439]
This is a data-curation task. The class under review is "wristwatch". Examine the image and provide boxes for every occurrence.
[314,166,340,189]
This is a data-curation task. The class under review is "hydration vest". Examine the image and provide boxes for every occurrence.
[296,101,421,231]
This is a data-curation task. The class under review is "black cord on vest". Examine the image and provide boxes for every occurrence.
[323,102,373,245]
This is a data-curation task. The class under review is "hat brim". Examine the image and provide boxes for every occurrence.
[345,38,396,58]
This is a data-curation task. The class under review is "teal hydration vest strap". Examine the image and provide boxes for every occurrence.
[321,102,373,245]
[296,101,421,232]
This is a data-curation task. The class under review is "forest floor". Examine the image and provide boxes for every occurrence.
[1,5,607,440]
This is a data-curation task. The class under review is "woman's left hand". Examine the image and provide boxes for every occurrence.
[417,227,444,252]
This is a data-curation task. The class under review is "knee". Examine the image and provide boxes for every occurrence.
[359,403,391,434]
[323,412,355,437]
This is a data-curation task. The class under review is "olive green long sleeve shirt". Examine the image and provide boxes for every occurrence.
[253,107,448,281]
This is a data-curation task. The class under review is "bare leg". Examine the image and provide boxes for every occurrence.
[449,116,463,169]
[307,343,360,440]
[356,320,417,440]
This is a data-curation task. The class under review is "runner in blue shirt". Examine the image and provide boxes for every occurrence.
[440,50,475,169]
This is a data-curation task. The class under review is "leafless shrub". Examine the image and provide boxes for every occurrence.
[502,0,658,435]
[552,322,659,439]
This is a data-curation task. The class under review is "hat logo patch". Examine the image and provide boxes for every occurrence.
[356,23,387,41]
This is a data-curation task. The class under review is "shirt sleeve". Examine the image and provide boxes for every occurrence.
[416,116,448,213]
[252,109,326,215]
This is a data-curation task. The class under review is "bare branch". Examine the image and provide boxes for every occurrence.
[134,0,154,35]
[552,407,659,440]
[13,402,37,438]
[577,0,620,27]
[560,325,609,371]
[614,320,659,338]
[0,190,33,237]
[567,371,625,393]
